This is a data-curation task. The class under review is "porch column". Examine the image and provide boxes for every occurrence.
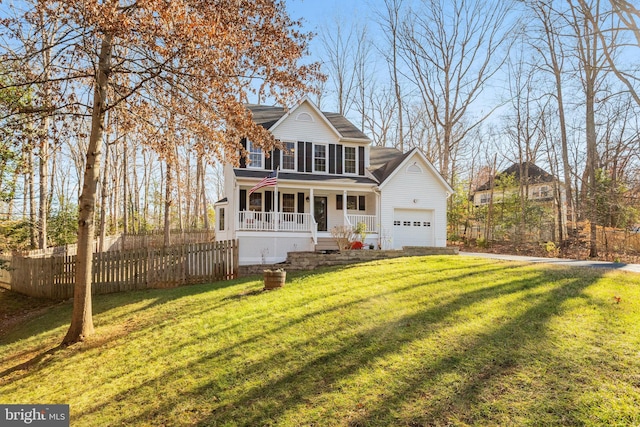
[234,183,240,234]
[309,188,314,214]
[375,189,380,233]
[343,189,348,226]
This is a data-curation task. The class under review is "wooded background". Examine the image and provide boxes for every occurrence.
[1,0,639,259]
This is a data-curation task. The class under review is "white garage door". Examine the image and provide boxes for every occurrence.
[393,209,434,249]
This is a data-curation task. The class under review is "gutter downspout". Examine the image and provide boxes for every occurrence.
[373,186,382,249]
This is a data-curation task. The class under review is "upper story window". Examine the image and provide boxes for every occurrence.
[282,141,296,170]
[344,146,356,174]
[314,144,327,172]
[247,140,263,168]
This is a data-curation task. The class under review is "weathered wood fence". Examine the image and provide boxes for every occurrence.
[18,229,216,258]
[8,240,238,299]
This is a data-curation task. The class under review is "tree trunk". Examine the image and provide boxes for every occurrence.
[28,142,37,249]
[164,159,172,247]
[39,117,49,250]
[586,81,598,257]
[123,138,128,234]
[201,159,210,229]
[63,33,113,345]
[99,141,110,252]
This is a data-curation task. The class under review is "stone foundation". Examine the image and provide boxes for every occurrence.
[239,246,458,276]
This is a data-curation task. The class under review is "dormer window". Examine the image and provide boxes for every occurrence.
[247,140,263,168]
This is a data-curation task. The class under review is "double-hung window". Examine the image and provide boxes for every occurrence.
[314,144,327,172]
[344,146,356,174]
[282,141,296,170]
[247,140,263,168]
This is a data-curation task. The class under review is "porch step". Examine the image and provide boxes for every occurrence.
[315,237,339,252]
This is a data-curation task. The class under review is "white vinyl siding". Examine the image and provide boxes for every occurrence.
[379,153,449,249]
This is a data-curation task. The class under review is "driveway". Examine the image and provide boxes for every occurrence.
[460,251,640,273]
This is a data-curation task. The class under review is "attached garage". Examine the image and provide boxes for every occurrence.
[392,208,434,249]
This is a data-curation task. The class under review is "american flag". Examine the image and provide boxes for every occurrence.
[249,170,278,194]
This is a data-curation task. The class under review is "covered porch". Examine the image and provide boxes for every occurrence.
[236,187,380,244]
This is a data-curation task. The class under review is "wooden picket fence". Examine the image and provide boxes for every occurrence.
[8,240,238,299]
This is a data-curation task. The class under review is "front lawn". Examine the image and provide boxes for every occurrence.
[1,256,639,426]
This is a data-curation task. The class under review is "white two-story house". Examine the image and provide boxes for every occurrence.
[215,97,453,265]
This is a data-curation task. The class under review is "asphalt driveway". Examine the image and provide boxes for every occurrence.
[460,251,640,273]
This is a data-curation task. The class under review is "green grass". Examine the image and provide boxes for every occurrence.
[1,255,640,426]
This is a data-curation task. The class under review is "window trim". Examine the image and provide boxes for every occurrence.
[343,146,357,175]
[218,207,225,231]
[313,143,328,173]
[249,193,263,211]
[281,141,296,171]
[282,193,295,213]
[246,140,264,169]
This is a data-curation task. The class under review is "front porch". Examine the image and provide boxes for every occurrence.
[236,211,379,244]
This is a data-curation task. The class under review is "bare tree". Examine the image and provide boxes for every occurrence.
[398,0,517,183]
[529,0,578,236]
[378,0,405,150]
[320,17,367,115]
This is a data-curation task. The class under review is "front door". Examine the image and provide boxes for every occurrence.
[314,196,328,231]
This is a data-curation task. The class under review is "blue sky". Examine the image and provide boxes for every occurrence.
[286,0,373,34]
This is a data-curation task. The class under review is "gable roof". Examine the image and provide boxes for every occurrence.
[475,162,557,192]
[369,147,454,193]
[246,99,369,140]
[369,147,414,183]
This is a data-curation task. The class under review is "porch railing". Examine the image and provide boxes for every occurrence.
[238,211,315,232]
[346,214,378,233]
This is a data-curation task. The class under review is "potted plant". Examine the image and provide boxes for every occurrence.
[263,268,286,290]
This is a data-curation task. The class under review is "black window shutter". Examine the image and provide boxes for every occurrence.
[305,142,313,172]
[358,146,365,175]
[265,149,272,170]
[297,141,305,172]
[239,138,247,168]
[337,144,343,174]
[329,144,336,174]
[336,194,343,210]
[359,195,366,211]
[265,191,273,212]
[297,192,305,222]
[240,189,247,211]
[273,148,281,171]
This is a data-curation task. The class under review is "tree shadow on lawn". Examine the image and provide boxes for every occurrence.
[67,261,515,421]
[0,276,261,378]
[99,264,597,426]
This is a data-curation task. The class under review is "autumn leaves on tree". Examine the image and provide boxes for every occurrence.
[3,0,322,344]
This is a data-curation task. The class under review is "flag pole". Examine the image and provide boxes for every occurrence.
[274,166,280,230]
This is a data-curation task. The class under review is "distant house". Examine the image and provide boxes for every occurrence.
[472,162,562,207]
[214,97,453,265]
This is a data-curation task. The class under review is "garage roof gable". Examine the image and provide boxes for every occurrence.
[376,148,453,194]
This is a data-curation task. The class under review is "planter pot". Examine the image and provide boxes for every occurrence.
[263,270,286,290]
